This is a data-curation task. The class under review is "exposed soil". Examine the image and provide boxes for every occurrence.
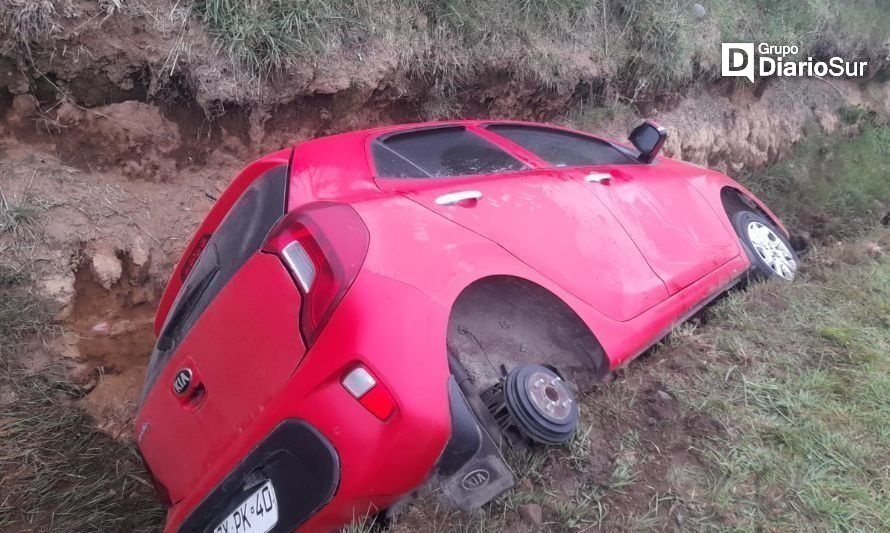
[61,250,156,436]
[0,137,222,435]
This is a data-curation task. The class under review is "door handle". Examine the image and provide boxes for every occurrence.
[584,173,611,184]
[435,190,483,207]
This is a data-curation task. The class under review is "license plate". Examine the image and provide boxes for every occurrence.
[213,480,278,533]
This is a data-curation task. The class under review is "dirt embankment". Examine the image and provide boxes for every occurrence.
[1,3,889,437]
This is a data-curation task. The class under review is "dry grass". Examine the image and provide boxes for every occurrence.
[186,0,890,99]
[0,199,165,531]
[0,0,61,55]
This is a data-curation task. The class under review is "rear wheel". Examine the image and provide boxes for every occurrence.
[731,211,799,281]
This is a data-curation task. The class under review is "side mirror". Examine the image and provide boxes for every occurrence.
[628,121,667,164]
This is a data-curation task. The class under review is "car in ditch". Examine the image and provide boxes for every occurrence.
[135,119,799,532]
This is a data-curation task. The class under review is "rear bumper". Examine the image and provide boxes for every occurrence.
[156,268,453,532]
[179,420,339,532]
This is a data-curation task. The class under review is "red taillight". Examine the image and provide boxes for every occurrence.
[180,233,211,281]
[263,202,369,344]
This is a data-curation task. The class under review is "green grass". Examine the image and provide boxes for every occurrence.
[690,254,890,530]
[387,231,890,533]
[194,0,363,75]
[744,123,890,237]
[188,0,890,98]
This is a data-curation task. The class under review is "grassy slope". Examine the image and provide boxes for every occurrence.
[391,238,890,532]
[385,125,890,531]
[745,123,890,239]
[0,190,164,531]
[191,0,890,95]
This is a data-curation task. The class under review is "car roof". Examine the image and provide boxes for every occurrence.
[298,118,601,148]
[288,119,632,201]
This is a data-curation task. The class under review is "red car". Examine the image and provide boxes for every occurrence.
[136,120,798,532]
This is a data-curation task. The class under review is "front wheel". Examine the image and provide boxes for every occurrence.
[731,211,799,281]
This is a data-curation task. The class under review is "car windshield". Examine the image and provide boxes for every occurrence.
[373,126,527,178]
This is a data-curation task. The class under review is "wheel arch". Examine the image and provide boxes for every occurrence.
[720,186,788,238]
[446,274,609,390]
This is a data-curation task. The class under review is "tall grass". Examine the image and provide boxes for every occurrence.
[745,122,890,237]
[194,0,363,75]
[190,0,890,97]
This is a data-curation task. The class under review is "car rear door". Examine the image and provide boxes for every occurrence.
[484,124,739,294]
[371,125,669,322]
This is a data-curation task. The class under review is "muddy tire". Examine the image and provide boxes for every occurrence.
[731,211,799,282]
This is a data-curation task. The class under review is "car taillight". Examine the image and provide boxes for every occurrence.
[263,202,369,344]
[180,233,211,281]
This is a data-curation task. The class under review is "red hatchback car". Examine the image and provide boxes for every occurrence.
[136,120,798,532]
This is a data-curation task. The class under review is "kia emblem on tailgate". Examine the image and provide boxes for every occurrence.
[173,368,192,396]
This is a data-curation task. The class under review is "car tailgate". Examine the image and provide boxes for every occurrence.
[135,252,305,503]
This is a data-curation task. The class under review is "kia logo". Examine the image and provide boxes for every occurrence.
[460,469,490,491]
[173,368,192,396]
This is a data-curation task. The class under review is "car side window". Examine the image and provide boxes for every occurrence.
[487,125,634,167]
[373,126,527,178]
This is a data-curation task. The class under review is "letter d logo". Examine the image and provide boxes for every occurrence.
[722,43,755,82]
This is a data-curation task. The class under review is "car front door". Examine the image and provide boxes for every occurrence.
[484,124,740,294]
[571,163,740,293]
[371,125,669,322]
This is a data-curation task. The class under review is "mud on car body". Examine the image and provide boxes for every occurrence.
[135,120,798,532]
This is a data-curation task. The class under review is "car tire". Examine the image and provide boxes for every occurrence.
[731,210,799,282]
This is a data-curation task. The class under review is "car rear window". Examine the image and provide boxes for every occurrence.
[142,165,288,399]
[487,125,634,167]
[373,126,527,178]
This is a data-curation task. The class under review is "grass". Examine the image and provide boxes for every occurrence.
[0,0,59,55]
[744,122,890,237]
[0,191,40,241]
[0,213,165,531]
[388,231,890,533]
[5,0,888,107]
[194,0,363,76]
[689,251,890,530]
[185,0,890,100]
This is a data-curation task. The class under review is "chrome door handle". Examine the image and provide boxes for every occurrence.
[435,190,483,206]
[584,173,611,183]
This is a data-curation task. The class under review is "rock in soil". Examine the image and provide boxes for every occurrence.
[518,503,543,528]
